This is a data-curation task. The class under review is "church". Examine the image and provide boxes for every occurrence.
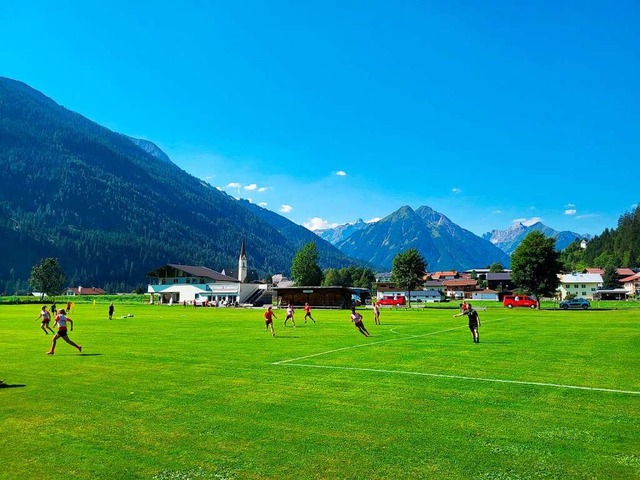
[146,240,268,305]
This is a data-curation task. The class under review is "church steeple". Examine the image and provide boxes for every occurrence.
[238,239,247,283]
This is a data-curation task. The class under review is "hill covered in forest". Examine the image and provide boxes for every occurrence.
[0,77,354,293]
[560,205,640,270]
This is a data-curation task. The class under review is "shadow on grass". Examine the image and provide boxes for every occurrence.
[0,383,26,389]
[77,353,103,356]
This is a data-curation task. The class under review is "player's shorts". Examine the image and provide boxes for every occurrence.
[41,320,50,324]
[468,322,478,330]
[285,315,293,320]
[57,328,68,337]
[354,320,364,328]
[265,319,273,326]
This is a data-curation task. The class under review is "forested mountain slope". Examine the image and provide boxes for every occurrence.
[0,77,353,293]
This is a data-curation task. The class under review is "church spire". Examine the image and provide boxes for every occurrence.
[238,238,247,283]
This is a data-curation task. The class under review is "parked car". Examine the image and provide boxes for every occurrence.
[559,298,591,310]
[376,295,406,306]
[503,294,538,309]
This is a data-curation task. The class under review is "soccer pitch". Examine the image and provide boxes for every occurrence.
[1,304,639,479]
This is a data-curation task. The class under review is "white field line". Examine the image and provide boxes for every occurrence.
[272,321,490,366]
[278,363,640,396]
[272,317,640,396]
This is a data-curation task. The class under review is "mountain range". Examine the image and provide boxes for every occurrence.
[483,222,590,255]
[0,76,354,292]
[327,205,511,272]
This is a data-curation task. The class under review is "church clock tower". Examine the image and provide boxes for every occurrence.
[238,239,247,283]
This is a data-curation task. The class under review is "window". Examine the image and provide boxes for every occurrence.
[574,284,579,288]
[582,284,586,288]
[582,292,587,296]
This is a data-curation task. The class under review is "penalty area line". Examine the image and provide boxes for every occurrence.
[272,318,510,366]
[278,363,640,396]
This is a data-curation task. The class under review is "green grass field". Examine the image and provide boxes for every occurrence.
[1,303,639,480]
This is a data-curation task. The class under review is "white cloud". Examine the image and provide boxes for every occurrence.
[513,217,543,226]
[565,203,576,208]
[576,213,599,219]
[335,170,347,176]
[492,210,502,214]
[280,204,293,213]
[244,183,258,191]
[366,217,381,223]
[258,187,268,192]
[215,186,224,191]
[303,217,339,231]
[226,182,241,189]
[258,202,268,207]
[451,187,462,194]
[564,209,577,215]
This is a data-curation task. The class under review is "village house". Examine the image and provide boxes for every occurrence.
[64,286,107,296]
[558,273,603,300]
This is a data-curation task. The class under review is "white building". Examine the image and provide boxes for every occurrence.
[146,243,267,305]
[558,273,603,300]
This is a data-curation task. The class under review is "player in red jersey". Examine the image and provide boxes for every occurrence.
[264,306,277,337]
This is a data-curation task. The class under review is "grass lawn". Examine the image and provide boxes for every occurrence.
[1,303,639,480]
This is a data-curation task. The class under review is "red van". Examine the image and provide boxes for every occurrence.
[503,295,538,309]
[376,295,406,306]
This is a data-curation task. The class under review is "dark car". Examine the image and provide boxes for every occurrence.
[559,298,591,310]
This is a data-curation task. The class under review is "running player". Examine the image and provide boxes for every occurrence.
[284,304,296,328]
[350,307,370,337]
[303,303,315,323]
[46,309,82,355]
[35,306,55,334]
[453,303,481,343]
[264,306,277,337]
[373,301,381,325]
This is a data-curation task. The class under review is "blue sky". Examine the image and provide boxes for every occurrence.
[2,1,638,236]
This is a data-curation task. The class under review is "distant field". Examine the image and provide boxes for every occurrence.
[1,304,639,479]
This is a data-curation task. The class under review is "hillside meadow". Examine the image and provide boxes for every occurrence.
[1,302,639,479]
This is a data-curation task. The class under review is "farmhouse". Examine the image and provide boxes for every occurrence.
[558,273,603,300]
[618,272,640,297]
[64,286,106,296]
[443,278,478,299]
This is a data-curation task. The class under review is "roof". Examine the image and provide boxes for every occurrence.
[66,287,106,295]
[146,264,240,283]
[474,289,498,294]
[616,268,636,277]
[443,279,478,287]
[559,273,603,283]
[423,280,444,287]
[431,271,459,279]
[619,273,640,283]
[584,268,605,275]
[486,272,512,281]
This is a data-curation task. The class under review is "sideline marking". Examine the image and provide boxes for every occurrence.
[278,363,640,396]
[273,318,509,366]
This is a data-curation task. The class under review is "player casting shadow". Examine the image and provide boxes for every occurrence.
[77,353,103,356]
[0,383,26,389]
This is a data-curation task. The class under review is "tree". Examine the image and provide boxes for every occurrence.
[511,231,562,308]
[391,249,427,306]
[602,265,619,289]
[291,242,323,286]
[489,262,504,273]
[29,257,66,300]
